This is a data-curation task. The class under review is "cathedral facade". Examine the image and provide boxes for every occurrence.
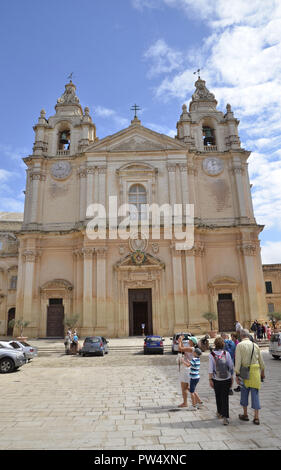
[0,78,269,338]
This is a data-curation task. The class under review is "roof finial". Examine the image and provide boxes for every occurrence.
[130,103,141,119]
[193,68,201,79]
[67,72,74,83]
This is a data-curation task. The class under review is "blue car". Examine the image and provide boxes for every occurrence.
[144,335,164,355]
[79,336,109,356]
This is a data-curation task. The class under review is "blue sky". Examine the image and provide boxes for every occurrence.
[0,0,280,263]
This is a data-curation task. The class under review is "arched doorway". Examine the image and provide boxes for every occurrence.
[7,307,15,336]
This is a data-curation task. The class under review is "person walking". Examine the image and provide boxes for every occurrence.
[235,329,265,425]
[257,323,263,341]
[235,321,243,340]
[267,324,272,340]
[177,335,198,408]
[221,333,236,395]
[71,330,79,355]
[182,347,203,410]
[209,336,234,425]
[64,331,71,355]
[250,320,258,341]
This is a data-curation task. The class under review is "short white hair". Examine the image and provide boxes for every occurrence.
[240,328,249,338]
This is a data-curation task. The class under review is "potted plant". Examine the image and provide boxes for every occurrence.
[8,319,30,341]
[267,312,281,332]
[202,312,218,338]
[63,314,80,331]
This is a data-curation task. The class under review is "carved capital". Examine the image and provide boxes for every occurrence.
[179,163,188,172]
[22,250,40,262]
[238,243,258,256]
[96,246,108,257]
[97,166,107,175]
[81,248,95,259]
[30,171,46,181]
[185,242,205,257]
[167,164,176,172]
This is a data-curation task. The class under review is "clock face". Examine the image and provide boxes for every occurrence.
[51,161,72,179]
[203,157,224,176]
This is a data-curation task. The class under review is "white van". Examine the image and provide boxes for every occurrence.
[269,332,281,360]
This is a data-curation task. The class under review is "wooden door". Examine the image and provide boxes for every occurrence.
[217,299,236,332]
[7,308,15,336]
[47,303,64,337]
[129,289,152,336]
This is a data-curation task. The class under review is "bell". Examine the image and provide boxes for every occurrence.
[60,131,69,144]
[203,127,212,137]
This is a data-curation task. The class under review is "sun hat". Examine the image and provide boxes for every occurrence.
[189,336,198,345]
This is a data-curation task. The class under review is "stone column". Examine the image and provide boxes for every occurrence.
[171,245,186,331]
[82,248,95,330]
[185,242,205,328]
[21,250,39,325]
[29,172,45,224]
[179,163,189,209]
[96,247,107,332]
[232,164,248,223]
[167,164,177,206]
[98,166,107,208]
[78,168,86,221]
[238,243,262,324]
[86,166,95,213]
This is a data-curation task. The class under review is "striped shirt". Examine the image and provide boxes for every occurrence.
[190,357,200,379]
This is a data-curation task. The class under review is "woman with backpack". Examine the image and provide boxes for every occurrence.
[208,336,234,425]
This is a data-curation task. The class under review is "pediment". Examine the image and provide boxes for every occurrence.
[85,124,186,153]
[115,252,165,270]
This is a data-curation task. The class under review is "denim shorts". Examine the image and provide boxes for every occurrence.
[189,378,200,393]
[240,385,261,410]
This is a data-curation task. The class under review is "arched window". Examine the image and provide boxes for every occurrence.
[128,184,147,220]
[202,126,215,146]
[58,129,71,151]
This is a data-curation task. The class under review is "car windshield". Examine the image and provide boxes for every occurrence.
[85,338,100,343]
[9,342,21,349]
[146,337,161,342]
[20,342,30,347]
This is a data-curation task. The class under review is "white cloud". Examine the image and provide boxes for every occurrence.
[261,241,281,264]
[95,105,130,129]
[144,39,183,78]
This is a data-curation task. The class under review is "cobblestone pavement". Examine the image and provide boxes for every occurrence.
[0,349,280,450]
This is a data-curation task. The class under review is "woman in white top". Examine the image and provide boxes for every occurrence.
[177,336,198,408]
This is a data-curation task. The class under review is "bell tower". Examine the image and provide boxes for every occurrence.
[23,81,97,229]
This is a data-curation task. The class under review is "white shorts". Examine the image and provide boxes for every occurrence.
[179,366,190,384]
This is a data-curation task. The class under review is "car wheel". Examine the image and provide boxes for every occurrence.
[0,358,15,374]
[272,355,280,360]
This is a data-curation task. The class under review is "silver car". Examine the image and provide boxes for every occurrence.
[80,336,109,356]
[8,340,38,361]
[0,343,26,373]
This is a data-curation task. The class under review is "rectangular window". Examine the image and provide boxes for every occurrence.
[218,293,232,300]
[268,303,275,313]
[265,281,273,294]
[49,298,63,305]
[10,276,17,289]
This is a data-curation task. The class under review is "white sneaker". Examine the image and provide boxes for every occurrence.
[186,405,198,411]
[223,418,229,425]
[196,403,203,409]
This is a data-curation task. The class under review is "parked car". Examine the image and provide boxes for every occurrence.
[8,340,38,361]
[170,332,192,354]
[144,335,164,355]
[0,343,26,373]
[269,332,281,359]
[79,336,109,356]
